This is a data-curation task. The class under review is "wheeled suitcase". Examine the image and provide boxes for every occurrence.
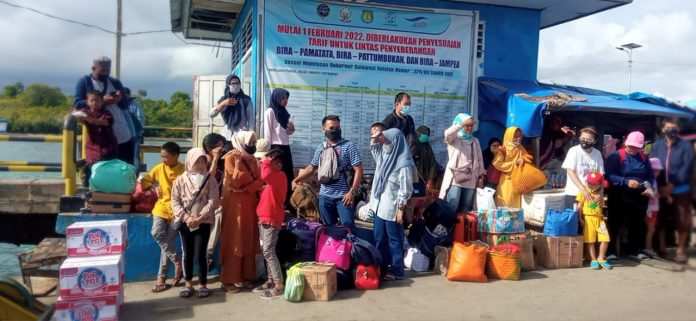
[453,212,479,243]
[87,192,132,213]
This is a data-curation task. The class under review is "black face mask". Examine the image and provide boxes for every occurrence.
[665,128,679,138]
[325,128,342,141]
[580,142,594,150]
[97,74,109,82]
[244,144,256,155]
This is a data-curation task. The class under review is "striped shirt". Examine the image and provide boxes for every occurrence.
[311,140,363,197]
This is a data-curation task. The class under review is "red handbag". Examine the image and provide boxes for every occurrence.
[132,182,157,213]
[485,165,501,185]
[354,264,380,290]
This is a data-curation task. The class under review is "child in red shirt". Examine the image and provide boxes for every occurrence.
[76,90,118,187]
[254,149,287,300]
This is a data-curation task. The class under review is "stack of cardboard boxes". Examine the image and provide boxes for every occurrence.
[55,220,127,321]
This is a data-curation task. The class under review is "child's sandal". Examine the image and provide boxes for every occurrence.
[179,287,194,298]
[197,287,210,298]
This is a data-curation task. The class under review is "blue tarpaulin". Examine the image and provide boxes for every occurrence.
[478,77,695,137]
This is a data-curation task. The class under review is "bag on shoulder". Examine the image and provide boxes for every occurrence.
[283,263,305,302]
[317,140,347,184]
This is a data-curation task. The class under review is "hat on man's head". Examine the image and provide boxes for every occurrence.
[624,131,645,148]
[254,138,270,159]
[93,56,111,68]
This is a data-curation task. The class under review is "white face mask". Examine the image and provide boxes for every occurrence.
[228,84,240,94]
[190,173,205,188]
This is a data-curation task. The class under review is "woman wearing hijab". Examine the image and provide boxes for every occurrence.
[482,137,502,188]
[439,113,485,213]
[219,131,264,293]
[263,88,295,205]
[414,125,440,194]
[492,126,534,208]
[170,148,219,298]
[368,125,414,281]
[210,75,255,139]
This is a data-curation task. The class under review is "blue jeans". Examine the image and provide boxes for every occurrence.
[445,186,476,213]
[319,195,355,230]
[373,216,404,278]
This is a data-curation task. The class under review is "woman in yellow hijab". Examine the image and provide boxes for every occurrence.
[492,126,534,208]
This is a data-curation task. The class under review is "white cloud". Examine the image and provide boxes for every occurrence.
[539,2,696,103]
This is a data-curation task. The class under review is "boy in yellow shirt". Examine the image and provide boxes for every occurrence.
[141,142,186,291]
[577,171,612,270]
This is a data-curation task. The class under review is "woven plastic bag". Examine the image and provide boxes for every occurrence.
[486,235,522,280]
[89,159,136,194]
[283,263,305,302]
[511,163,547,195]
[446,241,488,282]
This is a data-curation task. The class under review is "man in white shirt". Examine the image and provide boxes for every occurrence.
[562,126,605,209]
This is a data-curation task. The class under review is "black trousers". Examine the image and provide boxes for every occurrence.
[179,223,211,285]
[607,189,648,256]
[271,144,294,207]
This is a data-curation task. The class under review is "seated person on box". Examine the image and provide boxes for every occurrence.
[75,90,118,187]
[140,142,185,292]
[578,172,612,270]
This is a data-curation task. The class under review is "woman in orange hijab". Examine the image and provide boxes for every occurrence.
[492,126,534,208]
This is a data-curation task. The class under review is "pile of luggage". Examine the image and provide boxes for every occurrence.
[82,159,156,214]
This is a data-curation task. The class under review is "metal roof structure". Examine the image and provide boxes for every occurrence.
[170,0,632,42]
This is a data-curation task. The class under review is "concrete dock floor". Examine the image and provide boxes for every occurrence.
[35,249,696,321]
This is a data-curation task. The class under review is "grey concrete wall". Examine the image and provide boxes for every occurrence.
[0,179,64,214]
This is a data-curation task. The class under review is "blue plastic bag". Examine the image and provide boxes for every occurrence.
[89,159,136,194]
[543,209,578,236]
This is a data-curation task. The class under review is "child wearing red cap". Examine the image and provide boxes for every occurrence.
[577,171,612,270]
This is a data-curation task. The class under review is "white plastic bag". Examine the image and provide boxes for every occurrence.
[404,248,430,272]
[476,187,497,210]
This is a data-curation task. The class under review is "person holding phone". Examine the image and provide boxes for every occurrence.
[210,75,255,140]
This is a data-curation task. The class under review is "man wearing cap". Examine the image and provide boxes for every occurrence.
[73,56,134,165]
[604,131,655,260]
[649,119,694,263]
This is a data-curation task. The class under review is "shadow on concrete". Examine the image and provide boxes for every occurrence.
[519,271,549,280]
[332,288,367,300]
[120,288,228,321]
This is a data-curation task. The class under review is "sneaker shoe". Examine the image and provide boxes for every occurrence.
[642,249,658,258]
[590,260,600,270]
[606,254,619,262]
[599,260,613,270]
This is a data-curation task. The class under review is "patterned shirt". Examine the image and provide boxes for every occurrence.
[310,140,362,197]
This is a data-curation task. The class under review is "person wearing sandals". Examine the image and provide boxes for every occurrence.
[141,142,185,292]
[220,131,264,293]
[577,172,612,270]
[368,125,414,281]
[253,149,287,299]
[171,148,220,298]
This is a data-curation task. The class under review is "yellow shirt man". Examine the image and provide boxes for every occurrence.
[141,162,185,220]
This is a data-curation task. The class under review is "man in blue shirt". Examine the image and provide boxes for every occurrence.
[292,115,363,229]
[649,119,694,263]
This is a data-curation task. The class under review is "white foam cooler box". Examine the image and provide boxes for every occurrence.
[521,190,565,227]
[55,295,119,321]
[66,220,128,257]
[59,255,123,299]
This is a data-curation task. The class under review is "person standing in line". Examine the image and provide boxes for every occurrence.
[76,91,118,187]
[264,88,295,207]
[414,125,440,195]
[122,87,145,172]
[292,115,363,230]
[562,126,604,210]
[368,126,413,281]
[482,138,501,188]
[439,113,485,213]
[649,119,694,263]
[382,92,418,154]
[210,74,255,140]
[201,133,227,271]
[170,148,219,298]
[141,142,184,293]
[220,131,263,293]
[492,126,534,208]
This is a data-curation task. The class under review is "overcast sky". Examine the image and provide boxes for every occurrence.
[0,0,693,104]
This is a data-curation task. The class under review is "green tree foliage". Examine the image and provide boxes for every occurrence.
[20,83,66,107]
[2,82,24,98]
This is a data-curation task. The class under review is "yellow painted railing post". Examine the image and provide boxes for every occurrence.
[62,115,77,196]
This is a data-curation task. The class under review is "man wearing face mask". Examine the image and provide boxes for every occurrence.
[649,119,694,263]
[292,115,363,229]
[211,75,255,140]
[382,92,418,156]
[73,56,134,165]
[562,126,605,209]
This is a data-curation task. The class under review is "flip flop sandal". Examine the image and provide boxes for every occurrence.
[259,288,282,300]
[675,253,688,264]
[151,283,170,293]
[253,282,275,293]
[383,273,404,281]
[197,287,210,298]
[221,284,240,293]
[179,287,194,298]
